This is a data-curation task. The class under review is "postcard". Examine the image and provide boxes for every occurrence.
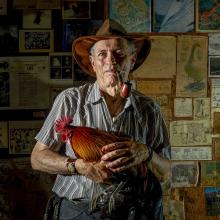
[23,10,52,29]
[196,0,220,32]
[62,0,90,19]
[209,33,220,55]
[171,161,199,187]
[0,25,18,55]
[9,56,49,109]
[174,98,193,118]
[170,120,212,146]
[153,0,194,32]
[171,146,212,160]
[0,0,7,15]
[19,29,54,53]
[176,35,208,97]
[9,120,43,154]
[211,78,220,107]
[0,121,8,149]
[213,112,220,134]
[213,138,220,160]
[201,161,220,186]
[136,80,172,95]
[205,187,220,216]
[193,97,210,119]
[109,0,151,32]
[131,36,176,79]
[209,56,220,77]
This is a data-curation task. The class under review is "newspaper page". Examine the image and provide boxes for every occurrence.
[170,120,212,146]
[9,120,43,154]
[174,98,193,117]
[171,161,199,187]
[171,146,212,160]
[9,56,49,109]
[211,78,220,107]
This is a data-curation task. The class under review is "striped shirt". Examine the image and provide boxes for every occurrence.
[35,81,170,200]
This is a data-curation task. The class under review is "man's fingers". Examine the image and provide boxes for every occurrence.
[101,141,129,152]
[101,148,131,161]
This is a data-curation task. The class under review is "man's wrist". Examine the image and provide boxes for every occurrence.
[66,158,78,174]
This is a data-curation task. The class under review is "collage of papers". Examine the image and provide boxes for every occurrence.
[1,0,220,220]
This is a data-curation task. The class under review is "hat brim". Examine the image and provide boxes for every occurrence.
[72,35,151,77]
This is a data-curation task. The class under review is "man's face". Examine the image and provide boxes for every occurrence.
[89,38,136,93]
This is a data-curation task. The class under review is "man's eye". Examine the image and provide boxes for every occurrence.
[98,51,107,57]
[115,50,125,57]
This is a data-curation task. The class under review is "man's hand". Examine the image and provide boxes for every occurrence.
[75,159,113,184]
[100,140,148,173]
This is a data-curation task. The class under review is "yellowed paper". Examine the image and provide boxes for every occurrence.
[136,80,172,95]
[213,138,220,160]
[212,78,220,107]
[13,0,37,9]
[213,112,220,134]
[170,120,212,146]
[132,35,176,79]
[171,146,212,160]
[193,97,210,119]
[174,98,193,117]
[176,35,208,97]
[37,0,61,9]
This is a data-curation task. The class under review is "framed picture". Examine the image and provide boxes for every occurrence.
[196,0,220,32]
[62,0,90,19]
[209,33,220,55]
[0,25,18,55]
[19,29,54,53]
[153,0,194,32]
[22,10,52,29]
[109,0,151,32]
[209,56,220,77]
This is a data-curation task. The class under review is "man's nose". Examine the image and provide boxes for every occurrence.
[106,52,116,65]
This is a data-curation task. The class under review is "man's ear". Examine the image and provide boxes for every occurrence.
[89,55,95,70]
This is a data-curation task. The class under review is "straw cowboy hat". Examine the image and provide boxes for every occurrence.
[72,19,151,77]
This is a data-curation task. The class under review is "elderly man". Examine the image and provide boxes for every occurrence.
[31,19,170,220]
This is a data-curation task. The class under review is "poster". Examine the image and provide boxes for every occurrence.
[109,0,151,32]
[193,97,210,120]
[171,161,199,187]
[170,120,212,146]
[171,146,212,160]
[8,56,49,109]
[131,36,176,79]
[176,35,208,97]
[153,0,194,32]
[209,56,220,77]
[205,187,220,216]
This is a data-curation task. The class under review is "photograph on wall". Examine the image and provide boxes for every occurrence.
[9,56,49,109]
[0,25,18,55]
[211,78,220,107]
[170,120,212,146]
[193,97,210,120]
[171,146,212,161]
[22,10,52,29]
[176,35,208,97]
[201,161,220,186]
[196,0,220,32]
[0,122,8,149]
[131,36,176,79]
[174,98,193,118]
[9,120,43,154]
[62,0,90,19]
[109,0,151,32]
[13,0,36,9]
[171,161,199,187]
[209,33,220,55]
[213,139,220,161]
[209,56,220,77]
[153,0,194,32]
[0,0,7,15]
[205,187,220,216]
[19,30,54,53]
[62,22,88,52]
[50,52,73,81]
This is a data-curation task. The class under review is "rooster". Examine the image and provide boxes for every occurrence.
[55,116,148,214]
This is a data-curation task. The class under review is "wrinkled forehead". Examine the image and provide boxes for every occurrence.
[92,38,129,52]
